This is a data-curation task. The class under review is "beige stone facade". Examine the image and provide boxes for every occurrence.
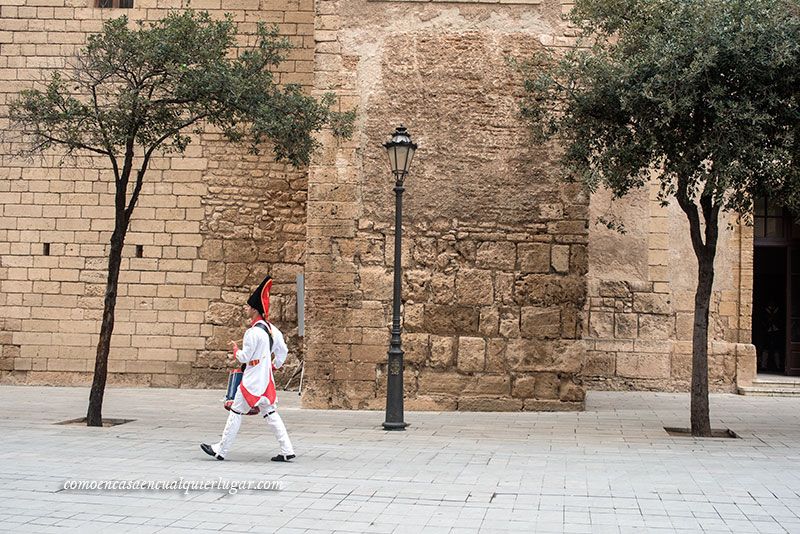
[584,185,754,392]
[0,0,757,409]
[0,0,313,388]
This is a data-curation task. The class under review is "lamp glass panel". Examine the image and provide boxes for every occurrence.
[386,146,398,174]
[404,146,416,173]
[394,145,410,174]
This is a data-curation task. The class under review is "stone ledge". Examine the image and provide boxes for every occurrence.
[367,0,543,4]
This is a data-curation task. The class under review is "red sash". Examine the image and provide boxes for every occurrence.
[239,376,277,407]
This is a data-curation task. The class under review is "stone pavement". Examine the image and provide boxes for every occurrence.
[2,386,800,533]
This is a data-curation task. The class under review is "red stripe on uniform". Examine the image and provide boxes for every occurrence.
[239,382,261,407]
[239,372,277,407]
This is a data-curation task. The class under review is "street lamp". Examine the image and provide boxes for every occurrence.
[382,125,417,431]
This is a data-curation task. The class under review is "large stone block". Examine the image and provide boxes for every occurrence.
[402,304,425,331]
[457,337,486,372]
[512,375,536,398]
[494,273,515,304]
[485,339,508,372]
[423,305,480,335]
[359,266,393,300]
[570,244,588,275]
[533,372,560,399]
[614,313,637,339]
[463,375,511,395]
[633,293,671,314]
[709,351,736,385]
[580,350,617,377]
[206,302,241,326]
[417,370,472,395]
[412,237,438,267]
[517,243,551,273]
[477,242,516,270]
[506,339,583,374]
[347,379,382,409]
[551,245,570,273]
[499,307,521,338]
[675,312,693,340]
[429,335,456,368]
[520,307,561,339]
[735,343,756,387]
[349,344,385,364]
[404,269,431,302]
[638,314,674,340]
[559,376,585,402]
[479,306,500,336]
[598,281,630,298]
[455,268,494,306]
[561,307,581,339]
[304,361,334,381]
[616,352,671,379]
[514,274,586,307]
[588,311,614,338]
[402,333,430,365]
[430,273,456,304]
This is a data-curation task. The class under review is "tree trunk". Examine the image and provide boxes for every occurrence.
[691,245,715,437]
[86,225,126,427]
[676,181,720,438]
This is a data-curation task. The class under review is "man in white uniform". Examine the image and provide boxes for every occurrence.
[201,275,296,462]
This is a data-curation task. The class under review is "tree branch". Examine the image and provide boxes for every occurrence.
[123,113,209,221]
[699,191,720,254]
[676,175,706,258]
[28,133,112,157]
[90,83,121,183]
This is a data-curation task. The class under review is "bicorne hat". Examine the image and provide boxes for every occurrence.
[247,275,273,320]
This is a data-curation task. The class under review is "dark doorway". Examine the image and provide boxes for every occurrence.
[753,246,787,374]
[752,197,800,376]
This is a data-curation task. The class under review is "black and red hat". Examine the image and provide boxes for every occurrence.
[247,275,273,320]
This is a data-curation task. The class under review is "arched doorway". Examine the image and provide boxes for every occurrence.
[753,198,800,376]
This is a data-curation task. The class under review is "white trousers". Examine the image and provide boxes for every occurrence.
[213,390,294,459]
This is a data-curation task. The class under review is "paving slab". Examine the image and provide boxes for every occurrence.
[2,386,800,533]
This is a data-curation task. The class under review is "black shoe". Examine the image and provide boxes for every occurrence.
[270,454,296,462]
[201,443,224,460]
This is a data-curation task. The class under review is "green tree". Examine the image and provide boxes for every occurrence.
[8,10,353,427]
[519,0,800,436]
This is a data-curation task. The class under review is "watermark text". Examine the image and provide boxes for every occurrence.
[62,478,284,495]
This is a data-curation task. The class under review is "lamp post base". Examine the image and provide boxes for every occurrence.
[382,421,409,431]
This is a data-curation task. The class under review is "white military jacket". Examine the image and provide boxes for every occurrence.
[234,319,288,407]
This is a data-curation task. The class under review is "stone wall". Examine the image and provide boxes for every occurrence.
[0,0,313,387]
[303,0,588,411]
[0,0,758,403]
[583,183,755,392]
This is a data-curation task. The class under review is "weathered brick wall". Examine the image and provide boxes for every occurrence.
[0,0,313,387]
[304,0,588,411]
[583,183,755,392]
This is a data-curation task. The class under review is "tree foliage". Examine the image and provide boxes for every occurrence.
[520,0,800,216]
[10,10,353,168]
[518,0,800,436]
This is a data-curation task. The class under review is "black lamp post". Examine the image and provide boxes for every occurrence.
[382,125,417,431]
